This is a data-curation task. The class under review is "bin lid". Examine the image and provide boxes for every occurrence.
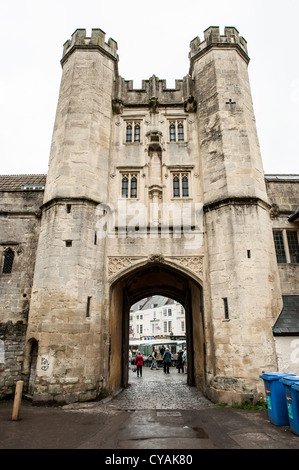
[279,376,299,385]
[259,372,295,381]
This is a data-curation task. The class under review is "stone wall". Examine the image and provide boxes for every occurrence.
[266,177,299,213]
[0,185,44,395]
[266,177,299,295]
[0,321,27,397]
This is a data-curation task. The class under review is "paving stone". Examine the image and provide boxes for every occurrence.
[102,367,214,412]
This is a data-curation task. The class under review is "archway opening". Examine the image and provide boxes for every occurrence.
[108,262,206,395]
[129,295,187,378]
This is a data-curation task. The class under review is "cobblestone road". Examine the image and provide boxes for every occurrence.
[63,365,213,414]
[104,366,213,411]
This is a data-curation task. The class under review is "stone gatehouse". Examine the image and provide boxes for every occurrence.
[0,26,298,405]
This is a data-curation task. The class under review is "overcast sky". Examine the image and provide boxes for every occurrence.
[0,0,298,176]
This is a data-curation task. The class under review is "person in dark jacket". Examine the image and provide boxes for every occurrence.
[177,348,183,373]
[134,351,144,377]
[162,348,172,374]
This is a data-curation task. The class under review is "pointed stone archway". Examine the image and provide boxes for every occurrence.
[108,261,206,396]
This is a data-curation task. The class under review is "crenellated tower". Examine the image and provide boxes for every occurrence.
[189,27,266,202]
[190,27,282,402]
[44,28,118,203]
[24,29,118,403]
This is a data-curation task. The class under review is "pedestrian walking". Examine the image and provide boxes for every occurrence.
[182,347,187,374]
[134,351,144,377]
[162,347,172,374]
[150,348,158,370]
[176,348,183,373]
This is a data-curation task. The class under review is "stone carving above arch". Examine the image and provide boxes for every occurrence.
[107,254,203,280]
[148,254,164,263]
[108,256,142,277]
[169,256,203,277]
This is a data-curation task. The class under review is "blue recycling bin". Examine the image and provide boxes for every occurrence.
[279,377,299,436]
[260,372,294,425]
[290,383,299,436]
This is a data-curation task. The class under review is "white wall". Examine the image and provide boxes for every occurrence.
[274,336,299,375]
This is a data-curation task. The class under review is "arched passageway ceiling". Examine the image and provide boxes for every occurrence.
[112,262,202,307]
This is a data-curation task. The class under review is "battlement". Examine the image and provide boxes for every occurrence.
[113,74,197,111]
[189,26,249,65]
[62,28,118,64]
[115,74,187,104]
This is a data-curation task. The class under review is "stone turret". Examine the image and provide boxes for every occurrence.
[189,26,248,65]
[24,28,118,404]
[62,28,118,60]
[43,28,118,204]
[190,26,267,205]
[190,27,282,402]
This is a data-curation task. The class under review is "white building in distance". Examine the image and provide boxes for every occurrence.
[129,296,185,340]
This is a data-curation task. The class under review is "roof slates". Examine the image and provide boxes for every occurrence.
[0,175,47,191]
[273,295,299,336]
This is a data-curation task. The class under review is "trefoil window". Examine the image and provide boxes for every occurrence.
[126,121,141,143]
[178,123,184,141]
[172,173,190,198]
[169,120,185,142]
[121,173,138,199]
[122,177,129,198]
[126,125,132,143]
[134,124,140,142]
[170,124,176,142]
